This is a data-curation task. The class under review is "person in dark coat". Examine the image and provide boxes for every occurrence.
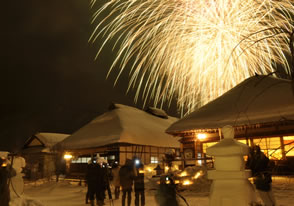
[134,163,145,206]
[100,161,112,205]
[119,159,135,206]
[111,162,120,199]
[155,174,179,206]
[247,145,276,206]
[86,160,106,206]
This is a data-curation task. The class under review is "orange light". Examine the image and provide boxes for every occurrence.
[193,171,203,179]
[182,180,192,186]
[197,133,207,140]
[179,171,187,177]
[64,154,73,160]
[174,180,180,184]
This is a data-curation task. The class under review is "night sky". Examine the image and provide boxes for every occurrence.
[0,0,179,152]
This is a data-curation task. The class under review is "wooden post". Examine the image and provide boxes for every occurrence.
[194,139,198,164]
[249,138,254,147]
[280,136,286,160]
[246,137,249,146]
[180,142,184,169]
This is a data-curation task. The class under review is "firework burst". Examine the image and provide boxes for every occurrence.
[90,0,294,114]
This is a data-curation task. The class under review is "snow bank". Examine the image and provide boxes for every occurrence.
[18,175,294,206]
[10,197,44,206]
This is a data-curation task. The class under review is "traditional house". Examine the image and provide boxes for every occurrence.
[21,133,69,179]
[56,103,180,174]
[166,75,294,169]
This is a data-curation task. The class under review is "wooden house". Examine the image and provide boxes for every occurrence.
[166,75,294,169]
[56,103,180,174]
[21,133,69,179]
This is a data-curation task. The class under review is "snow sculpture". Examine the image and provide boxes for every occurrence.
[9,156,26,200]
[206,125,256,206]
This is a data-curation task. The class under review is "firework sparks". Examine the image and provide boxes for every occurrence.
[90,0,294,114]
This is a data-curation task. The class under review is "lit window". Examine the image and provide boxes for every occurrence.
[71,157,91,164]
[151,156,159,163]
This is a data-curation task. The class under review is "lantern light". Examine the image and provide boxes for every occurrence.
[197,133,207,140]
[64,154,73,160]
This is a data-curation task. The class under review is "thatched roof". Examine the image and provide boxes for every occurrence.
[167,75,294,138]
[57,104,180,150]
[22,133,69,153]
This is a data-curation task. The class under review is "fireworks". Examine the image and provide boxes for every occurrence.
[90,0,294,114]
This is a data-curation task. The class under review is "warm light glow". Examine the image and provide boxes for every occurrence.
[193,171,203,179]
[179,171,188,177]
[197,133,207,140]
[182,180,192,186]
[173,165,179,170]
[90,0,293,114]
[146,167,153,172]
[64,154,73,160]
[164,166,169,172]
[174,180,180,184]
[139,169,144,174]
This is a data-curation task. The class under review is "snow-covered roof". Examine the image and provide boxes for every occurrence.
[24,133,70,149]
[167,75,294,135]
[57,104,180,150]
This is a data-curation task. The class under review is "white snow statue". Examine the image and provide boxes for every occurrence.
[206,125,256,206]
[9,156,26,202]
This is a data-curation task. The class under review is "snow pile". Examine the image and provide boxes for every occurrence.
[10,197,44,206]
[15,174,294,206]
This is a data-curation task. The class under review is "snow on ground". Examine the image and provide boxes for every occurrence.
[11,176,294,206]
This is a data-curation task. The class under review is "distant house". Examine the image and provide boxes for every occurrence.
[21,133,69,180]
[56,103,180,174]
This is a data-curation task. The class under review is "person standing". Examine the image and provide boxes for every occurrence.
[100,161,112,205]
[86,160,99,206]
[86,159,106,206]
[155,174,179,206]
[247,145,276,206]
[111,162,120,199]
[119,159,135,206]
[134,163,145,206]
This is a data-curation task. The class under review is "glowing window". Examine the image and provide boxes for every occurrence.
[71,157,91,164]
[151,156,159,164]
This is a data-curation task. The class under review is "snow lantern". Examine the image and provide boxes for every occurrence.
[206,125,256,206]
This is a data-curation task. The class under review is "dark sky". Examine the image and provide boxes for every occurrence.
[0,0,179,152]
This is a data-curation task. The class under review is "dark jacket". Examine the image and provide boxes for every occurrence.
[86,163,106,189]
[119,164,135,190]
[247,149,272,191]
[134,167,144,191]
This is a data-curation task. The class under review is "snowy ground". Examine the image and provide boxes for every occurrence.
[11,176,294,206]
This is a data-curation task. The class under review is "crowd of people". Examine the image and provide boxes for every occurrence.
[85,145,276,206]
[85,157,145,206]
